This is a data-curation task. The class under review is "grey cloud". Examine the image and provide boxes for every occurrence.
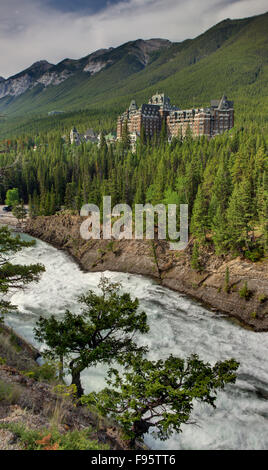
[0,0,267,78]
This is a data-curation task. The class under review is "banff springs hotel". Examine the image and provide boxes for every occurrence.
[117,93,234,146]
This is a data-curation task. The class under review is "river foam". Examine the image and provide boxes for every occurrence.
[5,234,268,450]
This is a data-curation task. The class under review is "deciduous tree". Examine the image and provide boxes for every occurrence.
[34,277,149,397]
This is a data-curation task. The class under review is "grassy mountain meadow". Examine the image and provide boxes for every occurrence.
[0,11,267,138]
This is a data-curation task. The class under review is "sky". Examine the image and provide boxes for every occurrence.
[0,0,267,78]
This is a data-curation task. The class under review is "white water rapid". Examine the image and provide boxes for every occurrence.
[4,234,268,450]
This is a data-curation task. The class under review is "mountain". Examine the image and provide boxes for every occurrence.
[0,12,267,136]
[0,61,54,99]
[0,39,171,100]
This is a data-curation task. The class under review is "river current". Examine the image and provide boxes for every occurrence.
[4,234,268,450]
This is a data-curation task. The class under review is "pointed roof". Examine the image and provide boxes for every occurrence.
[129,100,138,112]
[211,95,233,110]
[218,94,228,109]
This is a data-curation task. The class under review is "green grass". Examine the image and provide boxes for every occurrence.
[0,422,109,450]
[0,379,22,405]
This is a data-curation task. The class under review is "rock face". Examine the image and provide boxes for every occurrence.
[0,61,54,98]
[131,38,171,66]
[26,214,268,332]
[83,48,114,74]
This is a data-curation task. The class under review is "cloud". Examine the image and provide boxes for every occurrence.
[0,0,267,78]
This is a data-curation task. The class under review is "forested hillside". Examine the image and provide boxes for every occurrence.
[0,124,267,261]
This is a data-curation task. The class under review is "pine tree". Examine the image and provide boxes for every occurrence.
[259,171,268,252]
[49,187,57,215]
[224,267,230,293]
[122,120,130,150]
[12,200,27,226]
[208,153,231,226]
[191,242,202,271]
[190,185,209,242]
[226,178,254,253]
[99,131,107,153]
[212,206,230,254]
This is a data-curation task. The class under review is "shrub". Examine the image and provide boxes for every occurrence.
[0,356,6,365]
[23,362,58,383]
[258,294,268,304]
[52,384,77,400]
[244,243,264,262]
[244,250,263,262]
[106,241,115,252]
[239,282,253,301]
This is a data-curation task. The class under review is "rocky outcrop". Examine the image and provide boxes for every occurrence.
[26,214,268,332]
[131,38,171,65]
[83,48,114,74]
[0,61,53,98]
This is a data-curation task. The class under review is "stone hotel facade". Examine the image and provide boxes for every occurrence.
[117,93,234,143]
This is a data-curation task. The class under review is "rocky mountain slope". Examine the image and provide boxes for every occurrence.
[0,39,171,99]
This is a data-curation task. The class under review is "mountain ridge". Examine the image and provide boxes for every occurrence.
[0,39,171,99]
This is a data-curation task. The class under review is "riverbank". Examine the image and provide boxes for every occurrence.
[25,213,268,332]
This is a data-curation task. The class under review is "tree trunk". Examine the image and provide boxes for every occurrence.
[59,354,64,382]
[70,364,84,398]
[130,420,151,448]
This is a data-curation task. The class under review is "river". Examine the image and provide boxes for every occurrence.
[4,234,268,450]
